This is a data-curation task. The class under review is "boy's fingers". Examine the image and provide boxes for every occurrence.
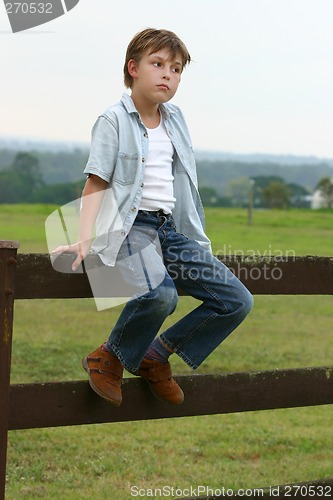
[52,245,70,254]
[52,244,77,254]
[72,254,83,272]
[50,243,87,270]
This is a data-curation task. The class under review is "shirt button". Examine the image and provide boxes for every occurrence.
[141,183,144,188]
[141,157,145,162]
[132,207,137,212]
[144,133,148,138]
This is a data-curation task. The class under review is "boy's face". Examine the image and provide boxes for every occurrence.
[129,48,182,105]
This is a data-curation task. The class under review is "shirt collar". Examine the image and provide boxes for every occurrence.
[120,92,175,120]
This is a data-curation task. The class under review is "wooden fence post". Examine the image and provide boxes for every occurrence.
[0,241,19,500]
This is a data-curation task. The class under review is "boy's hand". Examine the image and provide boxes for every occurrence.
[51,240,91,271]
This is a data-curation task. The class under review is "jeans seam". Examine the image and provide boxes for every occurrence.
[117,247,147,290]
[174,350,198,369]
[160,312,219,369]
[118,297,144,338]
[171,262,229,314]
[108,297,145,372]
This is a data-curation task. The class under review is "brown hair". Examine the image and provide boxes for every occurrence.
[124,28,191,88]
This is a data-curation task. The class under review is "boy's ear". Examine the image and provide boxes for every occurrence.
[128,59,139,80]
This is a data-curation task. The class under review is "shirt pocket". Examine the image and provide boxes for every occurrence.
[175,163,187,174]
[113,152,139,185]
[174,146,196,175]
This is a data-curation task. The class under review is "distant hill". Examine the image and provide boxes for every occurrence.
[0,136,89,153]
[195,150,333,167]
[1,136,333,194]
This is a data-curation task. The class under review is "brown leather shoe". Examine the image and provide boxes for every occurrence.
[82,347,123,406]
[133,358,184,405]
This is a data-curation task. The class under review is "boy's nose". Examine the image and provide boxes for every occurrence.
[163,69,171,80]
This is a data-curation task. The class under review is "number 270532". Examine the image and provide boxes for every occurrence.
[5,3,53,14]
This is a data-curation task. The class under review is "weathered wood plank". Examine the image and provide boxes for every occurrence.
[9,366,333,430]
[14,254,333,299]
[16,253,92,299]
[222,254,333,294]
[0,241,20,250]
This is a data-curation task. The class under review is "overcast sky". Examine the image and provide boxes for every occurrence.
[1,0,332,157]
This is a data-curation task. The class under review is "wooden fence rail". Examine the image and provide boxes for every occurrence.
[1,242,333,499]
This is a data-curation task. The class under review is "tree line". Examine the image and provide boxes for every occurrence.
[199,176,308,209]
[200,176,333,209]
[0,153,84,204]
[0,152,332,208]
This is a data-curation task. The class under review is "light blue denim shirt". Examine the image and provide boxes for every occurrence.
[84,93,212,266]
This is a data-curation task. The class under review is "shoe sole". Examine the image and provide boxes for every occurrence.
[82,356,122,407]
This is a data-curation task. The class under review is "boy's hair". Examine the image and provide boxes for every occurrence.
[124,28,191,88]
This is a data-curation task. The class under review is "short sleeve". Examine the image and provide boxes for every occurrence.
[83,115,119,183]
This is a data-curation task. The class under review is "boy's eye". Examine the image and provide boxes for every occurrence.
[152,61,181,74]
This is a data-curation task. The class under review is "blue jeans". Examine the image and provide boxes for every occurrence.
[106,211,253,372]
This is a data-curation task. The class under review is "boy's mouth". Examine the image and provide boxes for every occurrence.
[157,84,169,90]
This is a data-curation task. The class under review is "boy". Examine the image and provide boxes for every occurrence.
[55,28,253,406]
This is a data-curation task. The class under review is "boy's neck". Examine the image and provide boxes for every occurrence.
[130,92,161,128]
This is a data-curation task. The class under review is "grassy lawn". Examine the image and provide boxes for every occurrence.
[2,204,333,499]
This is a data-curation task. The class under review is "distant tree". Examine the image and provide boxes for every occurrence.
[225,177,252,207]
[0,171,26,203]
[250,175,286,208]
[217,196,233,207]
[263,181,290,209]
[199,186,219,206]
[315,177,333,208]
[12,152,44,193]
[32,180,85,205]
[0,152,44,203]
[287,183,311,208]
[251,175,285,190]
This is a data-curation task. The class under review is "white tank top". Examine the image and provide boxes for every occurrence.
[139,115,176,214]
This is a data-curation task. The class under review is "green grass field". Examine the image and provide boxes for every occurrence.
[2,204,333,499]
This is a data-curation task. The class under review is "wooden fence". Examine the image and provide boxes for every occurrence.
[1,241,333,499]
